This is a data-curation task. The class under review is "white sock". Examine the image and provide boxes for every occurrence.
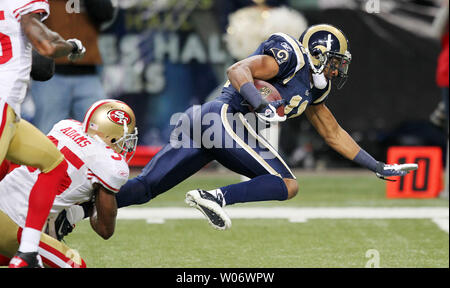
[18,227,41,253]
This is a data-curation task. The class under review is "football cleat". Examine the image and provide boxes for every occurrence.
[8,252,43,268]
[185,189,231,230]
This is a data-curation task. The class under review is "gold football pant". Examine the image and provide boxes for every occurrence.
[0,210,86,268]
[0,103,64,172]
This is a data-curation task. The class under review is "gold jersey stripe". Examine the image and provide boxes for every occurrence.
[313,81,332,104]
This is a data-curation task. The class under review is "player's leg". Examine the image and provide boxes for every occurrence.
[215,108,298,203]
[19,227,87,268]
[0,210,22,262]
[0,101,16,163]
[115,103,216,208]
[0,210,44,267]
[194,103,296,202]
[0,210,86,268]
[116,144,213,208]
[185,104,297,229]
[5,118,70,267]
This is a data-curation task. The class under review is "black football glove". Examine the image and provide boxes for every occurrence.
[45,202,93,241]
[45,210,74,241]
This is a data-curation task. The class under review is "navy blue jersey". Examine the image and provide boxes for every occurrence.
[217,33,331,119]
[115,34,330,210]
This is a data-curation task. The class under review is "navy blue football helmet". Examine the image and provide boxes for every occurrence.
[300,24,352,89]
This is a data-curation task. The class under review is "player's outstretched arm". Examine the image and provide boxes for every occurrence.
[21,13,85,61]
[305,103,360,159]
[89,184,118,240]
[305,103,417,180]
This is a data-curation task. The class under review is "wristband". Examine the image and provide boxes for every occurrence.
[353,149,378,172]
[80,201,93,219]
[239,82,264,109]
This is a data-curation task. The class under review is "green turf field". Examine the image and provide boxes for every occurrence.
[63,170,449,268]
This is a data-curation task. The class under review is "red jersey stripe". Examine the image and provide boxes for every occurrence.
[90,173,119,192]
[61,147,84,170]
[13,0,48,14]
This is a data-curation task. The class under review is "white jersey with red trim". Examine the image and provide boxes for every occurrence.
[0,0,50,117]
[0,119,129,228]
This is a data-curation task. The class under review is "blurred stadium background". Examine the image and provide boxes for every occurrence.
[23,0,449,172]
[23,0,449,268]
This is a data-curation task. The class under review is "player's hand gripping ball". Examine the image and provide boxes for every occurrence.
[252,79,285,117]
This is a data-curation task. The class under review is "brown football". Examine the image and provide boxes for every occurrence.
[253,79,285,116]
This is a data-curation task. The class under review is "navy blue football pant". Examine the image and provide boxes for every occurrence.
[116,100,295,208]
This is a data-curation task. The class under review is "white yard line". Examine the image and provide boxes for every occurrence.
[117,207,449,233]
[431,218,449,233]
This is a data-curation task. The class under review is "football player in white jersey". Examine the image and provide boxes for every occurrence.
[0,0,85,267]
[0,99,138,268]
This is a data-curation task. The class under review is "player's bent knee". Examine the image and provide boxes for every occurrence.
[283,178,298,200]
[40,150,65,174]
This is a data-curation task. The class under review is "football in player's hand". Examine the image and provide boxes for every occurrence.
[253,79,285,117]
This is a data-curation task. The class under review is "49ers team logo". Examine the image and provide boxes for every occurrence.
[107,109,131,125]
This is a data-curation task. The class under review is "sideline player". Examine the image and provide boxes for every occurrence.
[0,0,86,267]
[0,99,138,268]
[67,24,417,232]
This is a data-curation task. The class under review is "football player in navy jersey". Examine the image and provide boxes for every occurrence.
[59,24,417,233]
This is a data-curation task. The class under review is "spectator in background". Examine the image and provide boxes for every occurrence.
[31,0,115,134]
[433,1,449,199]
[430,1,449,132]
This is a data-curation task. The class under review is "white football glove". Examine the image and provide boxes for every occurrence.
[67,39,86,61]
[255,100,286,123]
[375,162,418,181]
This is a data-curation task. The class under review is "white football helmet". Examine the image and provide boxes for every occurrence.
[82,99,138,161]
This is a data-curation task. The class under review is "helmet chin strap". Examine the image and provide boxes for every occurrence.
[305,48,327,75]
[92,134,110,148]
[305,48,328,89]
